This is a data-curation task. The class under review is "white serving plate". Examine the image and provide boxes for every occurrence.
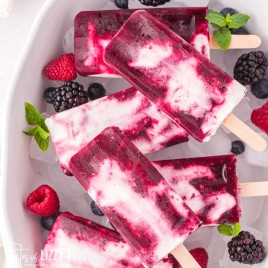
[1,0,268,267]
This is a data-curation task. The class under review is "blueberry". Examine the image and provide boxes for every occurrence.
[87,83,106,100]
[91,201,104,216]
[44,87,56,104]
[41,211,61,231]
[220,7,238,17]
[231,27,249,35]
[250,79,268,99]
[231,140,245,155]
[114,0,128,9]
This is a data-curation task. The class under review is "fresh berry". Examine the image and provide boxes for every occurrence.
[87,83,106,100]
[44,53,77,81]
[220,7,238,17]
[251,102,268,134]
[231,27,249,35]
[233,51,268,85]
[189,248,208,268]
[44,87,56,104]
[178,248,208,268]
[52,81,88,112]
[138,0,170,7]
[231,140,245,155]
[26,185,60,216]
[251,79,268,99]
[228,231,266,264]
[41,211,61,231]
[114,0,128,9]
[90,201,104,216]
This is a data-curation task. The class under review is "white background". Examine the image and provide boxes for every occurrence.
[0,1,46,266]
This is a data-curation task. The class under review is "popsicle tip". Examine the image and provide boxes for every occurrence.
[254,35,262,48]
[254,136,267,152]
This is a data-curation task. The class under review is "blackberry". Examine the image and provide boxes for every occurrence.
[138,0,170,7]
[231,140,245,155]
[233,51,268,85]
[114,0,128,9]
[87,83,106,100]
[44,87,56,104]
[228,231,266,264]
[251,79,268,99]
[52,81,88,112]
[90,201,104,216]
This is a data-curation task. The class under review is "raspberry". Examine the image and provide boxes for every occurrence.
[177,248,208,268]
[189,248,208,268]
[44,53,77,81]
[26,185,60,216]
[251,102,268,135]
[228,231,266,264]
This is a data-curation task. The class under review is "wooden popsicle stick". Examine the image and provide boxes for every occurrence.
[239,182,268,197]
[209,34,261,49]
[171,244,201,268]
[222,113,267,152]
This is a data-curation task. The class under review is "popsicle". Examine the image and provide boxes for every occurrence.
[152,154,268,225]
[74,7,210,77]
[39,212,182,268]
[46,86,189,175]
[104,10,266,151]
[69,127,202,267]
[152,155,240,225]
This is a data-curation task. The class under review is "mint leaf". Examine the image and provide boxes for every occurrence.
[34,132,49,152]
[213,28,232,51]
[233,223,241,237]
[25,102,44,125]
[23,102,50,152]
[40,120,49,133]
[23,126,38,136]
[217,224,234,237]
[205,9,226,27]
[36,125,50,140]
[211,23,221,29]
[225,13,232,24]
[228,13,250,29]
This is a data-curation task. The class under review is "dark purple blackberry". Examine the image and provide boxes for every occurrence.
[138,0,170,7]
[52,81,88,112]
[44,87,56,104]
[87,83,106,100]
[228,231,266,264]
[234,51,268,85]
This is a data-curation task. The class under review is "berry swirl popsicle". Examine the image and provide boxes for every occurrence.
[104,10,266,151]
[46,87,189,175]
[69,127,202,267]
[74,7,209,77]
[39,212,182,268]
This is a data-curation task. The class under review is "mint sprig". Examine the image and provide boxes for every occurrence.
[206,9,250,50]
[23,102,50,151]
[217,222,241,237]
